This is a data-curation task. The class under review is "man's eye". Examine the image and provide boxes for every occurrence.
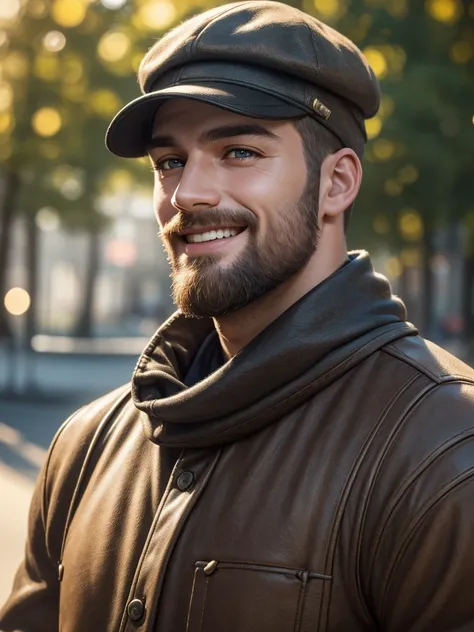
[156,158,185,171]
[226,148,258,160]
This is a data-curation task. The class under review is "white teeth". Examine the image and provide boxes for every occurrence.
[186,228,240,243]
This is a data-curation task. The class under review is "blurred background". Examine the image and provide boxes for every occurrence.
[0,0,473,603]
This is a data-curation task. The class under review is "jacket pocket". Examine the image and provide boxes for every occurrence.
[186,560,309,632]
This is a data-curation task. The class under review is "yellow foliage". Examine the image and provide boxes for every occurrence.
[32,107,62,137]
[27,0,47,18]
[401,248,421,267]
[384,179,403,196]
[385,256,402,279]
[379,94,395,119]
[426,0,462,23]
[399,209,424,241]
[313,0,345,19]
[34,53,61,81]
[0,111,14,134]
[451,41,472,64]
[133,0,177,31]
[365,116,382,139]
[0,137,12,161]
[372,138,395,160]
[90,89,122,117]
[3,51,29,78]
[363,47,388,78]
[62,54,84,84]
[373,214,390,235]
[398,165,419,184]
[51,0,87,28]
[39,142,61,159]
[0,81,13,111]
[97,31,131,63]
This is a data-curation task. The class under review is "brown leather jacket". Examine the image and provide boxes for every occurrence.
[2,252,474,632]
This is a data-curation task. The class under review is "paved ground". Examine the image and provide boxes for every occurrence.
[0,347,138,607]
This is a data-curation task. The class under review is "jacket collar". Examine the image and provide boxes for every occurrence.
[133,251,417,448]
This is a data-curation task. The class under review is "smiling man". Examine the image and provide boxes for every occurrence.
[2,2,474,631]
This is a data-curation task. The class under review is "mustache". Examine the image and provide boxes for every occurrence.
[161,208,257,237]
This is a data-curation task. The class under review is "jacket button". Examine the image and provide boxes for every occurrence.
[176,470,195,491]
[127,598,144,621]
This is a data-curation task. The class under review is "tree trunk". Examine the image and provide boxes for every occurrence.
[24,213,39,348]
[0,170,20,339]
[420,226,435,339]
[73,229,100,337]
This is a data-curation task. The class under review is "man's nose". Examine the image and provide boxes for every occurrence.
[171,158,221,212]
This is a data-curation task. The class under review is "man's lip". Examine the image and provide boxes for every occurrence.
[177,225,247,236]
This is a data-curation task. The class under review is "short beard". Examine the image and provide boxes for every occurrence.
[162,182,319,318]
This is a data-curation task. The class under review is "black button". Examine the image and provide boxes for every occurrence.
[176,470,195,491]
[127,598,144,621]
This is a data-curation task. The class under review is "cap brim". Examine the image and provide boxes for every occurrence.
[105,82,305,158]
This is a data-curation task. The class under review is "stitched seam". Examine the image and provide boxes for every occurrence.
[185,569,198,632]
[302,18,321,74]
[191,1,257,54]
[294,571,308,632]
[382,345,474,385]
[379,468,474,618]
[320,372,423,627]
[351,373,425,620]
[199,577,209,632]
[369,425,474,584]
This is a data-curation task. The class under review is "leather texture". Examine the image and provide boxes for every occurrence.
[2,251,474,631]
[105,0,380,158]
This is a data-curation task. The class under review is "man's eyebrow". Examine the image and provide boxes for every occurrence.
[198,124,281,143]
[147,124,281,151]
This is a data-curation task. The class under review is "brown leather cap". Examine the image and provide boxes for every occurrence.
[105,0,380,158]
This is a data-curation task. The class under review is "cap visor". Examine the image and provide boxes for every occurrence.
[105,82,304,158]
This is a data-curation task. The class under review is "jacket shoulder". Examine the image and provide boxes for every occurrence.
[382,334,474,384]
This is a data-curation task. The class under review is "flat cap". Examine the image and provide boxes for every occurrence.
[106,0,380,158]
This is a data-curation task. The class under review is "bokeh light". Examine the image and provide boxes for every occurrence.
[426,0,462,24]
[313,0,343,19]
[373,214,390,235]
[101,0,128,8]
[51,0,87,28]
[43,30,67,52]
[399,210,424,241]
[89,89,122,117]
[3,51,29,78]
[0,0,21,21]
[372,138,395,161]
[135,0,177,30]
[0,82,14,111]
[97,31,131,63]
[366,116,382,139]
[0,112,15,134]
[36,207,60,232]
[4,288,31,316]
[363,47,388,78]
[32,107,62,137]
[34,53,61,81]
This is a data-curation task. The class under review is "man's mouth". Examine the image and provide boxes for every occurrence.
[181,226,246,244]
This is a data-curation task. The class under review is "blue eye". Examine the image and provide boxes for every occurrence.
[226,148,256,160]
[158,158,185,171]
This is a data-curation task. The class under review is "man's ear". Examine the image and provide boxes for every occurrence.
[318,148,362,224]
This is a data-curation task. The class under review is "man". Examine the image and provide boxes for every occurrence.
[2,1,474,630]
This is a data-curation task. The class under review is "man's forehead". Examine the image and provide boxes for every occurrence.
[151,98,280,136]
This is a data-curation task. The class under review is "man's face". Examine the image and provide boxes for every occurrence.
[148,99,319,317]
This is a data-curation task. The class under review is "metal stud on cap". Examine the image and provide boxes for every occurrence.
[312,98,331,120]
